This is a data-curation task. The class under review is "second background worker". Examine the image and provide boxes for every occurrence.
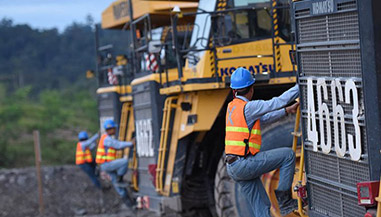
[96,119,135,207]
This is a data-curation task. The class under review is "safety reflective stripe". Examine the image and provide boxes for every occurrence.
[96,134,116,164]
[76,154,91,158]
[225,140,261,150]
[251,129,261,135]
[226,126,249,133]
[226,126,261,135]
[225,98,262,156]
[96,134,108,164]
[76,142,93,165]
[97,154,115,159]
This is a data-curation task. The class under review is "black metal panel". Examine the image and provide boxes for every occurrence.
[359,0,381,180]
[292,0,379,216]
[132,80,165,197]
[97,91,122,134]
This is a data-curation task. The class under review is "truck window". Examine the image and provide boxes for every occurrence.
[214,8,272,45]
[234,0,270,6]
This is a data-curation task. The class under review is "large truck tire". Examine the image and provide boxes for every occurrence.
[214,116,300,217]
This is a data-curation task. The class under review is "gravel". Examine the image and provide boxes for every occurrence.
[0,165,157,217]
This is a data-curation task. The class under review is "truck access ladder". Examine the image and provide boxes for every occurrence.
[156,96,178,195]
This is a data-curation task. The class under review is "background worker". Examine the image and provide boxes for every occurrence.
[76,131,101,189]
[96,119,135,207]
[225,67,299,217]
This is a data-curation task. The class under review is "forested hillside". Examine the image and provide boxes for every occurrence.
[0,18,129,168]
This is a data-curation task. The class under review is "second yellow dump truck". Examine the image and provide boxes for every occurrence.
[101,0,299,216]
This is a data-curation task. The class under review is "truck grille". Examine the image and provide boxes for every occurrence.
[298,11,358,43]
[98,92,121,134]
[309,182,366,217]
[295,0,370,216]
[98,92,116,118]
[299,49,361,77]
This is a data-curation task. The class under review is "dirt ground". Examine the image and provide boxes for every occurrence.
[0,165,157,217]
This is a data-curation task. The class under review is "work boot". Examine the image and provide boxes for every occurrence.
[275,190,298,216]
[123,193,136,206]
[117,175,123,182]
[115,176,128,188]
[122,195,137,215]
[115,182,128,188]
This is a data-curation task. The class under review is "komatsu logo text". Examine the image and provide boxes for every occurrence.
[220,63,275,76]
[312,0,334,15]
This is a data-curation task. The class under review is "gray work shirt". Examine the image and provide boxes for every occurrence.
[237,84,299,131]
[104,135,133,150]
[80,134,99,152]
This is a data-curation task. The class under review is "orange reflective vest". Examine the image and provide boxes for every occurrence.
[75,142,92,165]
[225,98,262,156]
[96,134,116,164]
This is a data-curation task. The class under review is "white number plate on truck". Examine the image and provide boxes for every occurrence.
[305,77,362,161]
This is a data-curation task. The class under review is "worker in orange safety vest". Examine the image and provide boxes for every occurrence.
[96,119,135,207]
[225,67,300,217]
[76,131,101,189]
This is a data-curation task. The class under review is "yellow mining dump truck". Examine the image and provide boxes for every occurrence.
[93,25,135,160]
[97,0,197,164]
[102,0,300,216]
[100,0,199,195]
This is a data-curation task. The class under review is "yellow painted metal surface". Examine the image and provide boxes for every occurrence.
[158,38,296,95]
[183,38,294,79]
[86,70,95,78]
[159,89,229,195]
[158,76,295,95]
[292,106,307,217]
[177,89,230,139]
[269,77,296,85]
[125,105,138,191]
[163,96,183,196]
[159,82,226,95]
[102,0,198,29]
[116,101,138,190]
[171,180,179,194]
[119,95,133,102]
[96,85,132,94]
[156,96,178,195]
[116,102,135,158]
[130,69,179,86]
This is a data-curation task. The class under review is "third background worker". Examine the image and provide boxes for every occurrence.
[76,131,101,189]
[225,67,299,217]
[96,119,135,207]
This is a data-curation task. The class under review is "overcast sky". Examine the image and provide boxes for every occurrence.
[0,0,112,31]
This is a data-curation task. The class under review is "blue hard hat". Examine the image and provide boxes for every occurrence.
[78,131,89,140]
[103,119,116,130]
[230,67,255,89]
